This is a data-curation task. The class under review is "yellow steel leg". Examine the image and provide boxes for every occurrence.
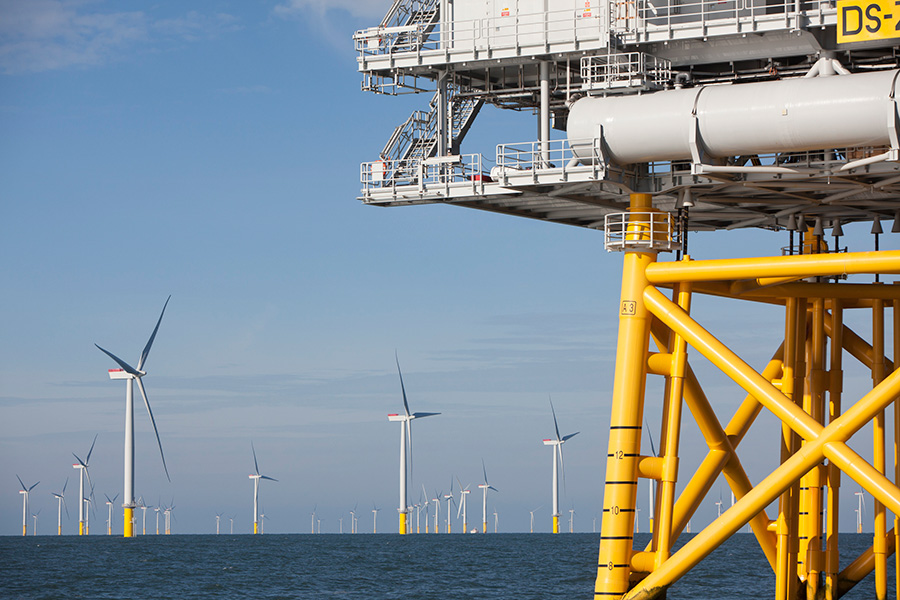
[778,296,802,600]
[824,303,843,600]
[873,298,888,600]
[254,522,258,534]
[79,521,84,536]
[399,511,407,535]
[553,515,559,534]
[595,194,655,599]
[894,295,900,600]
[122,507,132,537]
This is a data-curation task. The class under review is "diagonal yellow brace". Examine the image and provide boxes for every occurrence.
[644,286,900,516]
[623,360,900,599]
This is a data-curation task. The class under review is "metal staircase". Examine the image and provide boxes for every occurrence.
[377,0,440,54]
[378,85,483,184]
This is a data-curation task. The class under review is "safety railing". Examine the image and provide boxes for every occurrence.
[355,6,605,57]
[361,154,493,197]
[494,138,606,183]
[612,0,820,34]
[605,212,680,252]
[581,52,672,91]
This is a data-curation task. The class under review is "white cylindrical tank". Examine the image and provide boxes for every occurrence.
[567,70,900,164]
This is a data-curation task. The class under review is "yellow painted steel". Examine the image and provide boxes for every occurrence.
[824,303,843,600]
[595,194,655,599]
[645,250,900,284]
[254,522,258,534]
[399,511,407,535]
[79,521,84,536]
[483,520,487,534]
[873,298,888,600]
[553,515,559,534]
[124,507,134,538]
[22,525,26,536]
[894,295,900,600]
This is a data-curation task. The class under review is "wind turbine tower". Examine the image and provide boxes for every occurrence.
[95,296,171,537]
[478,460,498,533]
[388,354,439,535]
[248,442,277,534]
[51,479,68,536]
[72,435,96,536]
[16,476,39,537]
[543,398,579,534]
[457,478,471,533]
[105,493,119,535]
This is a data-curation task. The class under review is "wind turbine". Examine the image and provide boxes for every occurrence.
[154,506,161,534]
[350,503,358,534]
[478,460,498,533]
[248,442,277,534]
[95,296,171,537]
[388,354,439,535]
[310,504,317,534]
[530,506,543,533]
[137,497,148,535]
[31,508,41,536]
[50,478,68,536]
[15,475,38,537]
[216,513,222,534]
[431,491,440,533]
[457,477,472,533]
[645,422,658,535]
[856,490,866,533]
[493,508,498,533]
[543,398,579,533]
[72,435,97,536]
[372,505,380,533]
[443,480,456,533]
[230,515,235,534]
[105,493,119,535]
[569,507,576,533]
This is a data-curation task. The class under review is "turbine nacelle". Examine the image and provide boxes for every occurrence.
[108,368,140,380]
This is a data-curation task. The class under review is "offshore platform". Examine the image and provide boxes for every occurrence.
[353,0,900,598]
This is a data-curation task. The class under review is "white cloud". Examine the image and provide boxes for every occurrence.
[0,0,239,75]
[273,0,390,20]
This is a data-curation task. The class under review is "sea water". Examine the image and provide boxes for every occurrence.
[0,533,893,599]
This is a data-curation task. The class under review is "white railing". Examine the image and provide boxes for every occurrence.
[581,52,672,91]
[604,212,680,252]
[495,138,605,181]
[355,6,605,57]
[361,154,493,196]
[355,0,831,61]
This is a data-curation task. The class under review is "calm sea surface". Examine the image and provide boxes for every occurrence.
[1,533,893,599]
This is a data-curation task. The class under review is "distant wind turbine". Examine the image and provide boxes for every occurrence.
[372,505,380,533]
[95,295,171,537]
[16,476,39,536]
[493,508,498,533]
[216,513,222,535]
[51,478,68,536]
[457,477,472,533]
[249,442,277,534]
[645,421,658,535]
[444,479,456,533]
[72,435,97,536]
[432,491,441,533]
[105,493,119,535]
[543,398,578,534]
[388,354,439,535]
[154,506,161,535]
[137,497,148,535]
[31,508,41,536]
[530,506,542,533]
[478,460,498,533]
[855,490,866,533]
[310,504,317,534]
[569,507,575,533]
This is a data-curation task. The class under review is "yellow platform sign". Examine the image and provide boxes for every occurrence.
[838,0,900,43]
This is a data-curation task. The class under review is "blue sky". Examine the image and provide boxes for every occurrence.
[2,0,898,536]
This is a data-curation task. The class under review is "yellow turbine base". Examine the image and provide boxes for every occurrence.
[22,525,26,537]
[254,522,259,534]
[124,508,134,538]
[483,521,487,534]
[553,515,559,534]
[399,511,407,535]
[58,525,62,536]
[79,521,84,536]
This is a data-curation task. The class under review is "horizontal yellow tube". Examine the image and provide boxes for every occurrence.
[646,251,900,284]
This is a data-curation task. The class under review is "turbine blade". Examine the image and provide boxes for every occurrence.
[95,344,140,376]
[562,432,580,442]
[85,434,98,465]
[16,474,26,491]
[260,475,278,482]
[113,493,119,503]
[457,499,463,519]
[406,420,413,499]
[105,493,113,503]
[482,458,488,485]
[63,496,69,519]
[558,444,567,494]
[29,481,39,492]
[645,420,657,456]
[135,377,170,482]
[549,397,561,442]
[252,442,260,475]
[411,412,440,418]
[395,352,411,417]
[62,477,68,495]
[138,295,170,371]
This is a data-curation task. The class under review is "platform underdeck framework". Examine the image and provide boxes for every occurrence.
[354,1,900,598]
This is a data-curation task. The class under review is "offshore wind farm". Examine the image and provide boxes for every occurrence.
[3,0,900,599]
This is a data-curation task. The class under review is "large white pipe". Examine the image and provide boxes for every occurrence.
[567,70,900,165]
